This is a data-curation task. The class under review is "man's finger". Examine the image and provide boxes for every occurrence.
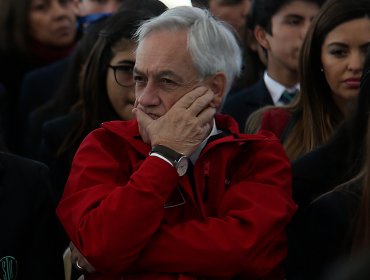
[175,86,209,109]
[196,106,217,126]
[132,108,153,144]
[133,108,152,127]
[187,89,214,116]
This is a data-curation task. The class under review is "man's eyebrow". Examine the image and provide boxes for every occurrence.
[284,14,304,20]
[156,70,182,81]
[133,68,183,81]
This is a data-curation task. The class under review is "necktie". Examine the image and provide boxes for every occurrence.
[279,89,298,104]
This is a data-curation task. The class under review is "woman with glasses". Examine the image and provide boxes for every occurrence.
[36,9,166,280]
[38,9,164,204]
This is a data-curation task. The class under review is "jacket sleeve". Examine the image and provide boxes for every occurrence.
[133,136,297,279]
[56,127,181,273]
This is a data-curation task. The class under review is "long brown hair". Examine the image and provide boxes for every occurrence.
[283,0,370,160]
[0,0,30,54]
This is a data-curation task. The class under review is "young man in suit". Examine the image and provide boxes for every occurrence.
[222,0,324,131]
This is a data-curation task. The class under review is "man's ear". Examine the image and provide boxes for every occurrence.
[254,25,270,51]
[207,72,227,108]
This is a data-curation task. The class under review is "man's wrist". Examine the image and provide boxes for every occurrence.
[149,145,189,176]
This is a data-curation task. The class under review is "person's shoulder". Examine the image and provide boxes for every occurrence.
[76,120,148,162]
[79,119,140,148]
[227,79,267,104]
[42,112,80,139]
[22,57,69,84]
[0,152,48,181]
[258,106,292,126]
[309,181,361,218]
[216,113,278,140]
[235,130,284,152]
[292,135,350,204]
[0,152,46,169]
[100,119,138,136]
[262,106,290,117]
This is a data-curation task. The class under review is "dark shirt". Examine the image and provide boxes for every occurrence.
[0,152,65,279]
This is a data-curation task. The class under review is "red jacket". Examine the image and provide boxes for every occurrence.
[57,114,297,280]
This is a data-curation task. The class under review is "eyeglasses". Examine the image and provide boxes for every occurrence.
[108,64,135,87]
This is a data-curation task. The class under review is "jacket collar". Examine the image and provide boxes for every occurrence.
[100,114,246,156]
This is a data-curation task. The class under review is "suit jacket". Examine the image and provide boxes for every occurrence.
[39,112,80,204]
[19,58,68,120]
[17,58,69,155]
[222,79,273,132]
[0,152,65,279]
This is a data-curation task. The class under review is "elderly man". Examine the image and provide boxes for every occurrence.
[57,6,296,280]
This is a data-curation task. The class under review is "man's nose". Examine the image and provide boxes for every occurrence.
[136,82,161,107]
[300,21,311,40]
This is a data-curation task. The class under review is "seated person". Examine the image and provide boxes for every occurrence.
[0,149,65,279]
[222,0,323,131]
[56,6,297,279]
[288,47,370,280]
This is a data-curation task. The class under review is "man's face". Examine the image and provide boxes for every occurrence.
[134,30,202,119]
[261,0,320,73]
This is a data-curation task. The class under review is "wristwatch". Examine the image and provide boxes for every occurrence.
[150,145,189,176]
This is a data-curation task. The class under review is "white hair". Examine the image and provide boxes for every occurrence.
[135,6,242,95]
[160,0,192,8]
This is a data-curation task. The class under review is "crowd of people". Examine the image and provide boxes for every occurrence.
[0,0,370,279]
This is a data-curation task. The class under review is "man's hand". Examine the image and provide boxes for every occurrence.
[133,86,216,156]
[70,242,96,274]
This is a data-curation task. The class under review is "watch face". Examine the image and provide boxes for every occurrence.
[177,156,189,176]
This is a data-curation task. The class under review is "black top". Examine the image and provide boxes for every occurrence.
[287,180,361,280]
[306,182,361,279]
[0,152,65,279]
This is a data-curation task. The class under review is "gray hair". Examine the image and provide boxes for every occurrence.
[135,6,242,95]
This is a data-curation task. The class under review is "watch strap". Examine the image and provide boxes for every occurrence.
[150,145,185,165]
[149,152,174,167]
